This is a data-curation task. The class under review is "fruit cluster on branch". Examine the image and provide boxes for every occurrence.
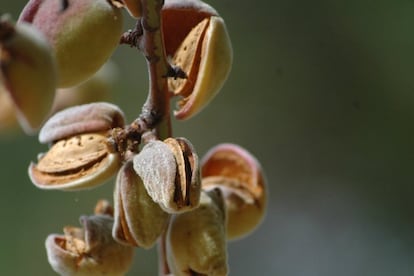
[0,0,267,275]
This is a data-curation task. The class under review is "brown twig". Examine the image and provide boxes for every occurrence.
[138,0,172,139]
[118,1,176,273]
[116,0,174,153]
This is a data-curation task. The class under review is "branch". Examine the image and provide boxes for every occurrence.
[115,0,173,154]
[139,0,171,139]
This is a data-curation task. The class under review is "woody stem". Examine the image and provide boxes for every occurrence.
[139,0,172,140]
[139,0,172,275]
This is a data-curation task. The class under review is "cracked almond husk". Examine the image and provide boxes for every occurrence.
[163,0,233,120]
[46,213,134,275]
[201,143,267,240]
[164,137,201,211]
[133,138,201,213]
[29,132,121,191]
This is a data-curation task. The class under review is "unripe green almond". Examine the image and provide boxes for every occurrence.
[113,161,170,249]
[166,189,228,276]
[19,0,123,88]
[0,20,57,133]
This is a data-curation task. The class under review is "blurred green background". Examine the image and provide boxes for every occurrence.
[1,0,414,275]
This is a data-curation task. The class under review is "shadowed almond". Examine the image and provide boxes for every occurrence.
[0,18,56,133]
[166,189,228,276]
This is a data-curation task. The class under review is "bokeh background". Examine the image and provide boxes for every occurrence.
[1,0,414,275]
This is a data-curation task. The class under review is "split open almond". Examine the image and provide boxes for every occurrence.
[29,133,121,190]
[163,0,233,120]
